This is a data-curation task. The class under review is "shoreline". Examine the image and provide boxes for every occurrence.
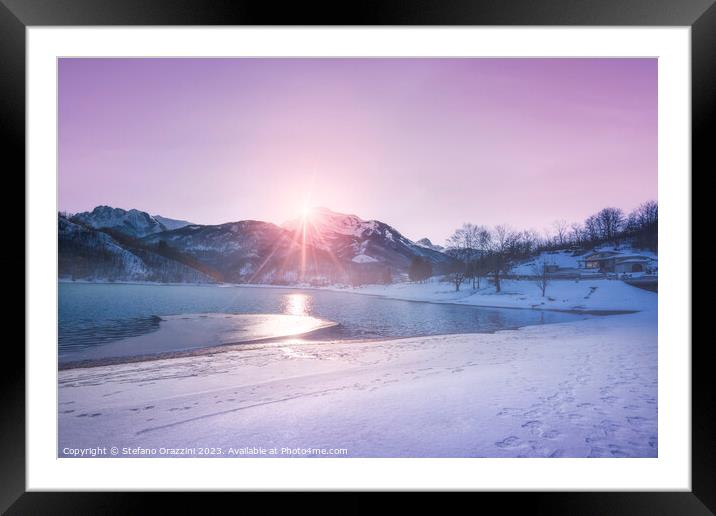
[58,278,655,370]
[60,278,651,314]
[58,310,658,458]
[58,320,343,371]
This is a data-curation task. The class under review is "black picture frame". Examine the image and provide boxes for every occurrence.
[2,0,709,512]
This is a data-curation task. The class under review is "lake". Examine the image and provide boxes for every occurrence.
[59,282,587,365]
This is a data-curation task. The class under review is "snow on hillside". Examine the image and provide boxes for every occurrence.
[283,207,379,242]
[511,250,583,273]
[283,207,419,251]
[59,215,214,283]
[511,246,658,276]
[153,215,193,231]
[74,206,167,237]
[352,254,379,263]
[416,237,445,252]
[59,216,150,280]
[280,207,454,272]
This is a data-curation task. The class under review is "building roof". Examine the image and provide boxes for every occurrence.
[614,255,652,262]
[583,251,620,260]
[582,253,652,262]
[615,257,651,264]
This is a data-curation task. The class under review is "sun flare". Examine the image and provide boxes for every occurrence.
[299,204,312,220]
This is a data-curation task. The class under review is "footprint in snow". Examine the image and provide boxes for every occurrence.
[627,416,649,428]
[495,436,522,449]
[521,420,543,433]
[542,430,561,439]
[497,408,524,417]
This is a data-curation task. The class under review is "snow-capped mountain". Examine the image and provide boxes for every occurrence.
[283,207,378,243]
[72,206,175,238]
[416,237,444,252]
[58,215,213,283]
[140,220,318,283]
[281,207,454,272]
[60,205,458,284]
[153,215,193,231]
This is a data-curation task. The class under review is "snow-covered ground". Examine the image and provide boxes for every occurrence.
[58,274,657,458]
[324,277,655,313]
[58,311,656,458]
[59,279,657,458]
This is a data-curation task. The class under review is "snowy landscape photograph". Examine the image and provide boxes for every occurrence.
[58,57,658,459]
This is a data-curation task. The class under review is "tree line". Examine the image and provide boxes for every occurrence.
[543,200,657,251]
[438,200,657,293]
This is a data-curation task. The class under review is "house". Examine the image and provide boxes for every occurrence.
[613,257,651,274]
[579,251,652,273]
[579,251,620,271]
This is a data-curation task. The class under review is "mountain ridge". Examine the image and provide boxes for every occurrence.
[61,206,457,285]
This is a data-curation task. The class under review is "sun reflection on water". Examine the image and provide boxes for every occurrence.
[283,293,312,316]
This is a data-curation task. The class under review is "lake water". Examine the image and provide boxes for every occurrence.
[59,283,587,365]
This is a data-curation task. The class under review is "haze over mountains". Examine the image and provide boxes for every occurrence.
[59,206,456,285]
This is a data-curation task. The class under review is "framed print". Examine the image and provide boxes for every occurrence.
[3,0,711,512]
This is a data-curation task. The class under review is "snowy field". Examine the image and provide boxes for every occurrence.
[58,279,657,458]
[324,277,656,313]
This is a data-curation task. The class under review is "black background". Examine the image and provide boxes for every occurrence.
[1,0,710,513]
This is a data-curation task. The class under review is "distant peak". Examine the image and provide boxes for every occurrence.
[416,238,444,251]
[92,205,124,213]
[73,205,165,237]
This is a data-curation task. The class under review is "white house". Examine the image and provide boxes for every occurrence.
[580,251,652,273]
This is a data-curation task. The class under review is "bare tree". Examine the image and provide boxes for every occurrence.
[444,261,466,291]
[628,200,658,229]
[626,200,658,250]
[523,229,542,252]
[570,222,584,247]
[446,223,488,289]
[487,225,517,293]
[446,223,483,258]
[553,219,569,247]
[584,214,600,244]
[533,259,550,297]
[596,207,624,245]
[408,256,432,283]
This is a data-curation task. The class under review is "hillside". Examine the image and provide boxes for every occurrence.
[60,206,459,284]
[59,215,214,283]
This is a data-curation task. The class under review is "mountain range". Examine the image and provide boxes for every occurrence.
[59,206,456,285]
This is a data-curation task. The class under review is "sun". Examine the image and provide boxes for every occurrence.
[299,204,312,220]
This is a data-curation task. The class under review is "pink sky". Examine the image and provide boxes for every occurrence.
[59,58,656,244]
